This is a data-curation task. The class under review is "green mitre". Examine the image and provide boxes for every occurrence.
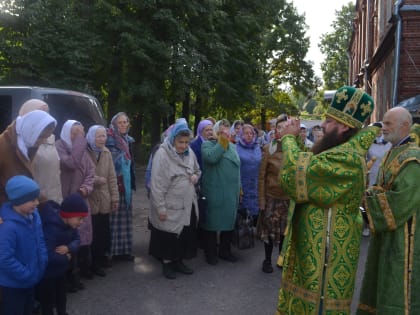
[326,86,374,129]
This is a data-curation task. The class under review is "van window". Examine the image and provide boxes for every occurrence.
[43,94,106,137]
[0,95,13,132]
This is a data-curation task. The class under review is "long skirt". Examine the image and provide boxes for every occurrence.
[109,193,132,256]
[149,210,197,261]
[256,197,289,244]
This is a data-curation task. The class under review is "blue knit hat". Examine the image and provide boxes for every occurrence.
[5,175,40,206]
[60,193,88,218]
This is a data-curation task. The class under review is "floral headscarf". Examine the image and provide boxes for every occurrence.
[108,112,131,160]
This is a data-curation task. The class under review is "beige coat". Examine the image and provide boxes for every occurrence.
[32,134,63,203]
[149,139,201,235]
[87,147,119,215]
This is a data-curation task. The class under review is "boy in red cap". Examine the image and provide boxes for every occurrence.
[35,193,88,315]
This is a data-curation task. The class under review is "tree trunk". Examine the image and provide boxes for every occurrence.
[182,90,190,124]
[260,106,266,131]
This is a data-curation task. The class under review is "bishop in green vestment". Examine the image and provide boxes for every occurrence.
[276,86,377,315]
[357,107,420,315]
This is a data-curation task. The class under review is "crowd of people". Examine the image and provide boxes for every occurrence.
[0,100,135,315]
[0,85,420,315]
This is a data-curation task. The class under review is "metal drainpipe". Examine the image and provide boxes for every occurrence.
[347,50,351,86]
[392,0,403,107]
[364,0,371,92]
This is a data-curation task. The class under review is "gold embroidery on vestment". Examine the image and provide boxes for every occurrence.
[326,107,363,129]
[405,215,415,315]
[282,280,351,311]
[295,152,312,203]
[377,193,396,230]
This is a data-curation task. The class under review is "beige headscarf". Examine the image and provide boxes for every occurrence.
[19,99,49,116]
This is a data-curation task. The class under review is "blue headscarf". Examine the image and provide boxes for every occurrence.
[168,118,191,154]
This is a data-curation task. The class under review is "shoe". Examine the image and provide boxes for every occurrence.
[92,267,106,277]
[162,262,176,279]
[219,252,237,263]
[66,284,78,293]
[174,261,194,275]
[205,255,218,265]
[101,258,113,268]
[75,281,85,290]
[262,259,273,273]
[80,270,94,280]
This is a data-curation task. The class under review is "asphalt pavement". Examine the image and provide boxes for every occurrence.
[67,165,369,315]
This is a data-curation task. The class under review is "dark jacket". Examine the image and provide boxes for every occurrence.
[190,137,204,170]
[39,201,80,279]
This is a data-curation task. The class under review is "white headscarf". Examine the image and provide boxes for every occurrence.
[15,110,57,160]
[86,125,106,152]
[60,120,80,149]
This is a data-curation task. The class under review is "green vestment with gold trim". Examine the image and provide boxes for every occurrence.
[357,141,420,315]
[276,127,377,315]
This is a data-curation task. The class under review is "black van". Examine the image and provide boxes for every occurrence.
[0,86,107,134]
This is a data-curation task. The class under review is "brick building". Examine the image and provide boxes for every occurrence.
[349,0,420,122]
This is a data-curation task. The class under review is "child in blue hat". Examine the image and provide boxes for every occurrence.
[0,175,48,315]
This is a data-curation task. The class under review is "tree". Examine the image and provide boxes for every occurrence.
[0,0,316,156]
[319,2,355,90]
[0,0,100,92]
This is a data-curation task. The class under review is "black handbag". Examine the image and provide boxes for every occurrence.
[232,208,255,250]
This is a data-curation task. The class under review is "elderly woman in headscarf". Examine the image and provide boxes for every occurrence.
[19,99,63,204]
[229,119,244,144]
[236,124,262,225]
[86,125,119,275]
[56,120,95,285]
[149,119,201,279]
[256,114,290,273]
[189,119,214,245]
[105,112,136,261]
[0,108,56,203]
[190,119,214,170]
[201,119,241,265]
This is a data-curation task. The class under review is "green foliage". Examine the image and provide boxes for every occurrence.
[0,0,317,145]
[319,2,355,89]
